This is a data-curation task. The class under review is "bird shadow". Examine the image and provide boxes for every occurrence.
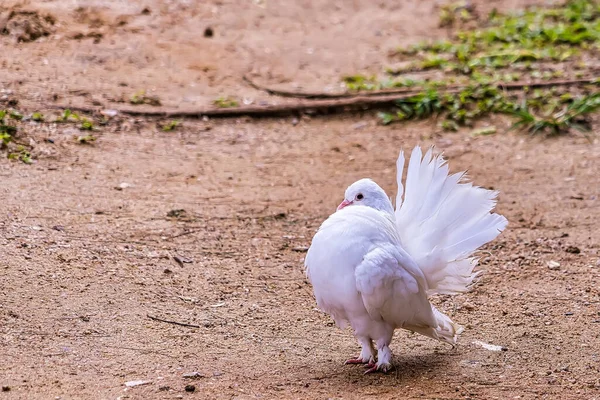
[386,352,452,382]
[307,350,455,388]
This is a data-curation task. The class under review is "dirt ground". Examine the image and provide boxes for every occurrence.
[1,0,600,399]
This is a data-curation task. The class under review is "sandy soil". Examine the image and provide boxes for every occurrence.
[1,0,600,399]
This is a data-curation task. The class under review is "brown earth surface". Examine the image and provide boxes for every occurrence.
[1,0,600,399]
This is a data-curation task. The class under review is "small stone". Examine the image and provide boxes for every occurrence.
[462,302,475,311]
[125,380,151,387]
[2,386,10,392]
[291,246,309,252]
[166,209,186,218]
[173,255,193,266]
[547,261,560,270]
[352,121,368,130]
[101,109,118,118]
[182,372,205,379]
[565,246,580,254]
[184,384,196,392]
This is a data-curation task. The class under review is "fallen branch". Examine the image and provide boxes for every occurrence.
[147,314,201,328]
[51,91,462,118]
[50,77,597,119]
[499,77,598,90]
[244,75,598,99]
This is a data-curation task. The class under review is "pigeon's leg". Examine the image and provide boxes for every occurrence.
[364,336,393,374]
[345,337,375,365]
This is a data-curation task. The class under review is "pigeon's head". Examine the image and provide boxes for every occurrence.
[337,178,394,214]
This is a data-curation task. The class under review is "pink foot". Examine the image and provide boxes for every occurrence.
[364,362,392,374]
[345,357,368,365]
[363,363,378,374]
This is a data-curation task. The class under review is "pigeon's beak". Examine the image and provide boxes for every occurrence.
[337,199,352,211]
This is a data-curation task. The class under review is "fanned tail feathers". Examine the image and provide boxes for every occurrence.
[404,306,464,345]
[395,147,508,296]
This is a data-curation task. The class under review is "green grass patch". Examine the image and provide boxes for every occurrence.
[130,90,162,106]
[213,97,239,108]
[76,134,97,144]
[80,118,94,131]
[160,120,180,131]
[392,0,599,75]
[8,146,32,164]
[56,109,79,123]
[0,110,17,148]
[346,0,600,135]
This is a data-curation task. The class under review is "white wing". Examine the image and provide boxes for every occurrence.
[354,242,435,327]
[354,242,461,343]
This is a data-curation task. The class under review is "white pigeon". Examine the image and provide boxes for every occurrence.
[305,146,507,373]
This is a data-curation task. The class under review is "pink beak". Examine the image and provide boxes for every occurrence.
[337,199,352,211]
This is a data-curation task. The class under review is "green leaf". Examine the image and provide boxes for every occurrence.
[161,120,180,131]
[441,120,460,131]
[378,112,396,125]
[213,97,239,108]
[471,127,497,136]
[9,111,23,120]
[80,118,94,131]
[0,124,17,136]
[77,135,96,144]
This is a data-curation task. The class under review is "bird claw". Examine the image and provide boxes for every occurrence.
[364,361,376,370]
[345,357,366,365]
[364,362,392,374]
[364,365,379,374]
[345,356,374,365]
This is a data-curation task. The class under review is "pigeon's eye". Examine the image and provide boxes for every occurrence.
[356,193,364,201]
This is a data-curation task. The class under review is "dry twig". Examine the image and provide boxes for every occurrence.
[147,314,201,328]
